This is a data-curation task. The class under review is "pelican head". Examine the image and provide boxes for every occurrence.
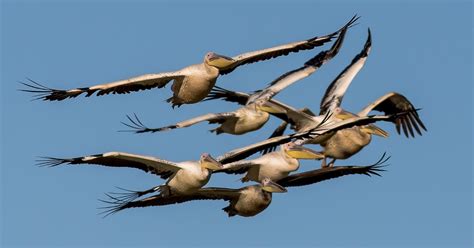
[282,142,324,160]
[254,99,286,114]
[360,124,389,138]
[199,153,223,170]
[261,178,287,193]
[204,52,235,69]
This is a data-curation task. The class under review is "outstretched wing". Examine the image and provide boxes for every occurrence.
[261,107,317,155]
[218,15,359,75]
[203,86,250,105]
[260,121,289,155]
[99,187,241,216]
[121,112,237,134]
[214,160,260,175]
[357,92,427,137]
[306,110,419,144]
[20,71,184,101]
[37,152,182,179]
[216,121,327,164]
[249,17,351,102]
[277,153,389,187]
[320,29,372,114]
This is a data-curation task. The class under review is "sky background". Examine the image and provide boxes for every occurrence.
[1,1,472,247]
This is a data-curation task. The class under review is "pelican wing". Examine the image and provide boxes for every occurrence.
[260,121,290,155]
[250,18,351,102]
[205,86,297,113]
[320,29,372,114]
[218,16,359,75]
[357,92,427,137]
[100,187,241,216]
[21,72,185,101]
[122,112,238,134]
[277,153,389,187]
[305,112,417,144]
[203,86,250,105]
[214,160,260,175]
[261,107,316,154]
[216,129,317,164]
[37,152,182,179]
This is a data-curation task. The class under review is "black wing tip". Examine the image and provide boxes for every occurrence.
[394,109,427,138]
[97,193,130,218]
[18,78,81,101]
[203,86,233,101]
[35,156,69,167]
[121,113,175,134]
[120,113,156,133]
[338,15,360,34]
[364,152,391,177]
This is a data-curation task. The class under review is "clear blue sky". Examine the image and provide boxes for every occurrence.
[1,1,472,247]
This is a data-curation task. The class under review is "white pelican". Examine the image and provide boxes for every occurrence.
[36,127,322,204]
[121,18,353,135]
[100,154,388,217]
[37,152,223,197]
[21,16,358,107]
[204,29,426,167]
[101,178,286,217]
[215,142,324,182]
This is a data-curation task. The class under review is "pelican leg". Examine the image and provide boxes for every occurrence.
[328,158,336,167]
[321,156,328,168]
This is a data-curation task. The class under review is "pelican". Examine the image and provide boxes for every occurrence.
[215,142,324,182]
[36,126,322,203]
[204,29,426,167]
[100,154,388,217]
[37,152,223,197]
[101,178,286,217]
[21,16,359,107]
[121,18,353,135]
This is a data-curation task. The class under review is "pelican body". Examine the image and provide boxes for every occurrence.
[223,184,274,217]
[163,160,212,196]
[319,126,371,160]
[211,103,270,135]
[244,151,299,182]
[170,62,219,105]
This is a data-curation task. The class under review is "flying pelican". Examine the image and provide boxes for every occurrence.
[37,152,223,197]
[121,18,352,135]
[215,142,324,182]
[36,125,322,202]
[100,154,388,217]
[21,16,358,107]
[101,178,287,217]
[203,29,426,167]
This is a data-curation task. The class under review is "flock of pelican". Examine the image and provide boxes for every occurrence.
[25,16,426,218]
